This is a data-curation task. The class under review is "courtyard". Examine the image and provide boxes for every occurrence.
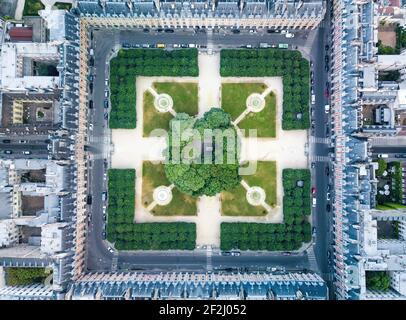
[110,49,309,249]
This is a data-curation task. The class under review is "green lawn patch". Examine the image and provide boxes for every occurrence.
[239,94,277,137]
[143,91,173,136]
[5,267,48,286]
[221,184,267,216]
[376,202,406,210]
[143,82,198,136]
[107,168,196,250]
[142,161,197,216]
[221,82,276,137]
[221,161,276,216]
[221,83,267,120]
[154,82,198,115]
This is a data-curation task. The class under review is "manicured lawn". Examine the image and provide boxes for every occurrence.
[221,161,277,216]
[221,83,267,120]
[143,91,173,136]
[142,161,197,216]
[221,183,267,216]
[221,83,276,137]
[154,82,198,115]
[143,82,198,137]
[239,94,276,137]
[376,202,406,211]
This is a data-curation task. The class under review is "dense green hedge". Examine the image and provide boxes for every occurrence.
[220,49,310,130]
[23,0,44,16]
[392,161,403,204]
[5,268,48,286]
[106,169,196,250]
[366,271,391,291]
[109,49,199,129]
[220,169,311,251]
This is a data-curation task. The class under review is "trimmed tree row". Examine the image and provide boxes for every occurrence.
[109,49,199,129]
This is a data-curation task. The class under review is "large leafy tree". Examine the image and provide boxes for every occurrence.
[165,109,241,197]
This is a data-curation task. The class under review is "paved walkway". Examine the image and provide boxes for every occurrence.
[198,53,221,116]
[15,0,25,20]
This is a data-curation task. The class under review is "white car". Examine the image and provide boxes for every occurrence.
[173,44,180,48]
[281,30,287,34]
[312,197,317,208]
[324,104,330,113]
[285,33,294,38]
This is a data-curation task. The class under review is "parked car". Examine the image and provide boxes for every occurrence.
[285,32,294,38]
[326,193,331,201]
[2,139,10,143]
[311,187,316,194]
[325,166,330,176]
[312,197,317,208]
[104,112,108,120]
[324,104,330,113]
[143,28,150,33]
[164,28,174,33]
[378,154,389,158]
[156,28,164,32]
[221,251,232,256]
[4,150,12,154]
[122,43,130,48]
[104,90,109,98]
[107,246,114,253]
[104,99,109,109]
[230,251,241,256]
[23,151,31,155]
[105,79,109,86]
[89,100,93,109]
[311,162,315,169]
[231,29,240,34]
[87,195,92,205]
[102,231,106,239]
[326,203,331,212]
[173,44,181,48]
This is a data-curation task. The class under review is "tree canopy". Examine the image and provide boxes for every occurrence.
[164,108,241,197]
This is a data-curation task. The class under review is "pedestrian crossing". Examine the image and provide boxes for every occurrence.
[307,247,319,273]
[111,255,118,272]
[310,136,331,144]
[206,246,213,272]
[310,155,331,162]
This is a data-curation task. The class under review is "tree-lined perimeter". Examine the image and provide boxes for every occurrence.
[221,161,277,216]
[143,82,199,136]
[220,49,310,130]
[142,161,197,216]
[109,49,198,129]
[220,169,311,251]
[221,83,277,137]
[106,169,196,250]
